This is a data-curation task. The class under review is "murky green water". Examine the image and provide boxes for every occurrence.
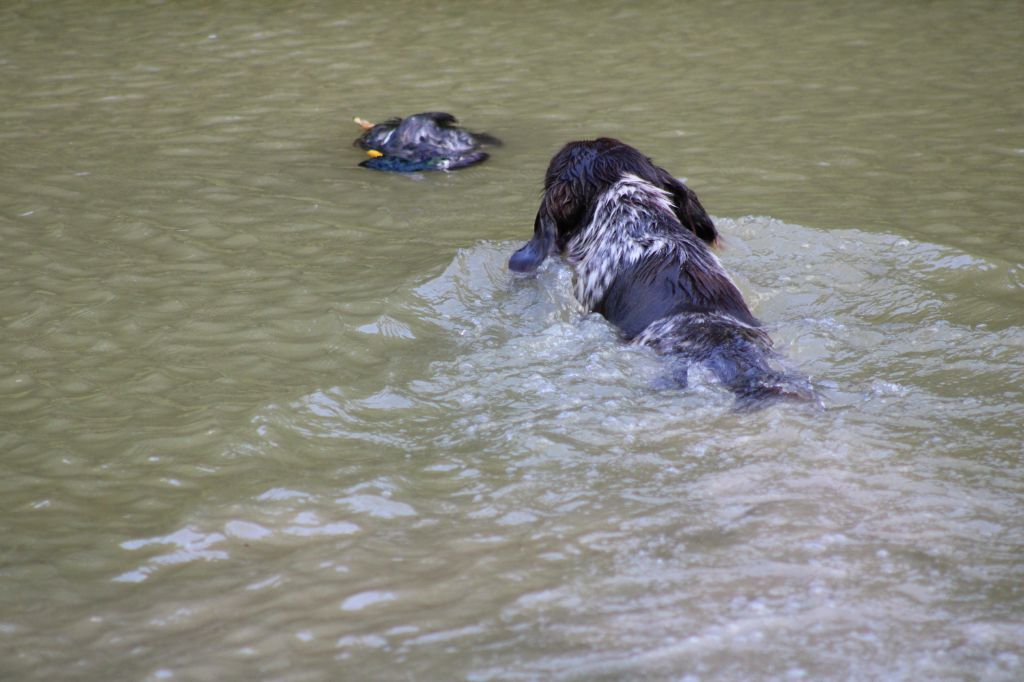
[2,1,1022,680]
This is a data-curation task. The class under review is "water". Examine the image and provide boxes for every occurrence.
[1,1,1022,680]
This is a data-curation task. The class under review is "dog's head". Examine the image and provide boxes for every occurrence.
[509,138,719,273]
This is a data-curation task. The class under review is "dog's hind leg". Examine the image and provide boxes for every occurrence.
[651,357,691,390]
[705,346,821,409]
[636,312,821,408]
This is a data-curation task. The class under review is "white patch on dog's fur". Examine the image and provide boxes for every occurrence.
[631,311,768,352]
[566,174,740,313]
[567,175,671,308]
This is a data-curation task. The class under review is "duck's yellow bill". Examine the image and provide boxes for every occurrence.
[354,117,375,130]
[366,149,384,158]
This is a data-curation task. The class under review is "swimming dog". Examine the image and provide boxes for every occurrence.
[509,138,816,405]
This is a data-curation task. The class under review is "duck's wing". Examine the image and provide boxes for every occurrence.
[397,113,499,154]
[441,150,489,170]
[422,112,501,146]
[468,131,502,147]
[416,112,460,127]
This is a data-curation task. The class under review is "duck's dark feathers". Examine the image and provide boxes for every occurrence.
[353,112,500,172]
[359,151,490,172]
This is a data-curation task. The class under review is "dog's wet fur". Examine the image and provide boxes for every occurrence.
[509,138,818,407]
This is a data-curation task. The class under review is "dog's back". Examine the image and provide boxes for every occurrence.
[568,174,818,405]
[567,174,756,336]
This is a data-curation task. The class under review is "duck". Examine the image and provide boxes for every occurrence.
[353,112,500,172]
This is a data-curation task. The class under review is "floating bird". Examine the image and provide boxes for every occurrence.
[353,112,500,172]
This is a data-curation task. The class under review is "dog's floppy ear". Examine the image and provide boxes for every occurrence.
[656,170,720,246]
[677,186,719,247]
[509,210,557,273]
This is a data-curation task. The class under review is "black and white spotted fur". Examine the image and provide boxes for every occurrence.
[509,140,817,405]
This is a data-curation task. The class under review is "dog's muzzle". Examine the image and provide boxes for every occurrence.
[508,215,556,273]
